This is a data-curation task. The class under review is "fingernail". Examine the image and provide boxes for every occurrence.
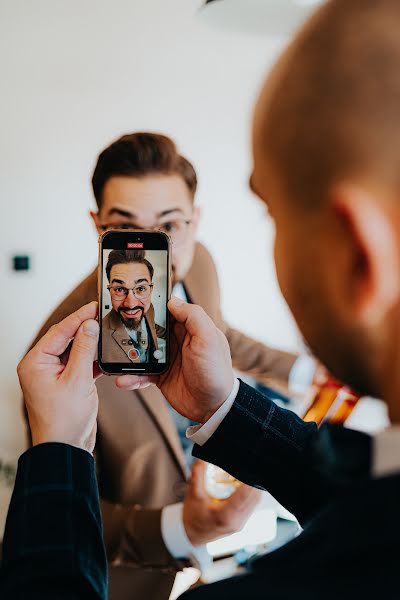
[83,320,99,337]
[169,296,184,307]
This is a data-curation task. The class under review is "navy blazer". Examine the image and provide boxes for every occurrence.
[185,381,400,599]
[0,443,107,599]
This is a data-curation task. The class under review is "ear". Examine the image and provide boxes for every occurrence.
[331,185,400,327]
[90,210,103,235]
[191,206,201,235]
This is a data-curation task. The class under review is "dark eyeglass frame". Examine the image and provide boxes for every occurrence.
[107,283,154,300]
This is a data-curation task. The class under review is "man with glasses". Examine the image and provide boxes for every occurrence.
[102,249,166,364]
[27,132,301,600]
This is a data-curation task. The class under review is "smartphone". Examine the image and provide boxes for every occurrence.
[98,229,171,375]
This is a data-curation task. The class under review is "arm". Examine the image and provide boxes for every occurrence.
[100,500,188,571]
[225,325,298,387]
[0,444,107,599]
[115,301,331,529]
[99,462,258,573]
[6,302,107,598]
[99,481,255,573]
[193,380,332,526]
[21,287,177,572]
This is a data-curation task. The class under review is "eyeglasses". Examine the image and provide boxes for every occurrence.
[107,283,154,301]
[100,218,192,245]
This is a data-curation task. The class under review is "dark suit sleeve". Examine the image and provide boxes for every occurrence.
[193,381,333,525]
[0,443,108,599]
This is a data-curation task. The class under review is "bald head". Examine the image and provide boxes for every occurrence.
[250,0,400,408]
[256,0,400,208]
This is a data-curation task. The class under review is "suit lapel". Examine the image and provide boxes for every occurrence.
[137,385,188,479]
[109,310,141,363]
[184,258,206,308]
[183,242,221,326]
[144,304,159,351]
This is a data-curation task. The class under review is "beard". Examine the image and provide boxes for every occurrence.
[117,306,144,330]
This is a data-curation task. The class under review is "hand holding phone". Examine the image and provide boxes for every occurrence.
[98,230,171,375]
[18,302,100,453]
[115,298,236,424]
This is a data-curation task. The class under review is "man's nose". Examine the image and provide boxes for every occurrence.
[122,289,136,306]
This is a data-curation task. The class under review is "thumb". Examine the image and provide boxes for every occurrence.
[168,298,216,340]
[64,319,99,380]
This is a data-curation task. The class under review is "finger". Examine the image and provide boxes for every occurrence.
[63,319,99,380]
[115,375,156,390]
[189,460,208,500]
[168,298,216,341]
[35,302,99,359]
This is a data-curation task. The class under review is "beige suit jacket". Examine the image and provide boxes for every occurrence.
[101,306,165,364]
[26,243,297,600]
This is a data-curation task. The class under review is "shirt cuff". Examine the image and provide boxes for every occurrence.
[373,425,400,478]
[186,379,240,447]
[288,354,317,395]
[161,503,211,571]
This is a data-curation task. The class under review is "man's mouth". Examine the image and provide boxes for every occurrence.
[120,307,143,318]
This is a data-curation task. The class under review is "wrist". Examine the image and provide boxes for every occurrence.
[201,376,236,424]
[32,433,89,453]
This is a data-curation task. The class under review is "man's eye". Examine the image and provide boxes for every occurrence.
[136,286,146,293]
[115,287,125,293]
[160,222,177,233]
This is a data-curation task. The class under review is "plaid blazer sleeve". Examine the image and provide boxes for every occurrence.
[0,443,108,599]
[193,380,333,526]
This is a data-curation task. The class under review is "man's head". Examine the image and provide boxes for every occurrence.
[251,0,400,416]
[91,132,200,283]
[106,249,154,330]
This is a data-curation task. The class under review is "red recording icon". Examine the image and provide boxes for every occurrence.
[127,242,144,249]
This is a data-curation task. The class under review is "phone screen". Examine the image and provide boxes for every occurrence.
[98,230,170,375]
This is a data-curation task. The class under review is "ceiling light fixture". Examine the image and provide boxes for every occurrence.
[200,0,324,37]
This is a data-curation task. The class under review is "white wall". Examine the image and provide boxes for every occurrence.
[0,0,300,474]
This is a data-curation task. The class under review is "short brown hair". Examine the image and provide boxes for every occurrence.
[106,249,154,282]
[262,0,400,209]
[92,132,197,208]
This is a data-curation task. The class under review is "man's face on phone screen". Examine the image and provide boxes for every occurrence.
[108,262,153,330]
